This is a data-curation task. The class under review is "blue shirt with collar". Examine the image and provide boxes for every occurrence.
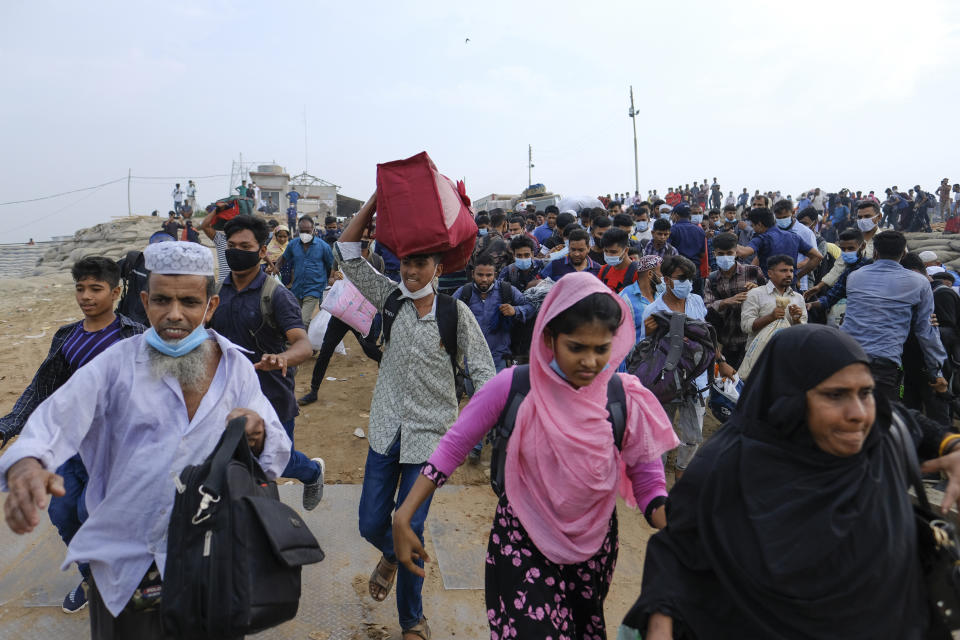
[452,280,533,360]
[282,236,334,299]
[842,259,947,371]
[669,219,706,267]
[748,225,813,271]
[538,255,601,280]
[533,223,556,244]
[374,241,401,275]
[211,270,306,422]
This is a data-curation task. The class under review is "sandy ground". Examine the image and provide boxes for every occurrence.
[0,273,723,637]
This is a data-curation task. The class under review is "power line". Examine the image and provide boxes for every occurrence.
[0,177,127,206]
[0,179,118,235]
[131,173,231,180]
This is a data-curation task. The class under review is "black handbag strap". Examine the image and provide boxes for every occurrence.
[890,409,935,513]
[203,416,248,499]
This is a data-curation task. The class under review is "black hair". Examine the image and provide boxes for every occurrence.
[601,227,629,250]
[544,205,559,216]
[797,208,819,224]
[857,200,881,215]
[652,218,671,232]
[567,228,590,244]
[474,253,495,268]
[72,256,121,288]
[766,254,795,270]
[267,219,279,227]
[707,208,721,217]
[674,206,691,219]
[475,213,491,226]
[661,255,696,280]
[722,204,737,213]
[402,252,444,265]
[748,208,775,229]
[627,246,640,258]
[874,230,907,260]
[224,214,270,246]
[545,292,622,336]
[900,251,925,273]
[933,272,956,285]
[324,215,337,225]
[489,208,505,217]
[593,216,612,229]
[490,212,507,228]
[712,232,738,251]
[613,213,634,228]
[509,234,536,252]
[562,222,583,238]
[298,215,315,227]
[772,199,795,215]
[556,212,576,230]
[838,228,864,244]
[579,208,595,225]
[509,215,526,227]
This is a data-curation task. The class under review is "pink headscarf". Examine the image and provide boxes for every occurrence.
[505,271,677,565]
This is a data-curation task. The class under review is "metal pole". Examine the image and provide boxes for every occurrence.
[127,168,132,216]
[528,144,532,187]
[629,86,639,195]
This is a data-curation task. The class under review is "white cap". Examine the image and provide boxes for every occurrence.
[144,241,215,276]
[919,250,938,263]
[659,204,673,213]
[927,265,946,276]
[561,209,578,216]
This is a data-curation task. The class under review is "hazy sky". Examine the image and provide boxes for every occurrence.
[2,0,959,243]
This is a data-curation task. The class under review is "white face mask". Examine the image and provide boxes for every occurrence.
[398,266,438,300]
[299,232,313,243]
[857,217,877,232]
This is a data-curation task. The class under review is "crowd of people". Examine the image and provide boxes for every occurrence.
[3,174,960,639]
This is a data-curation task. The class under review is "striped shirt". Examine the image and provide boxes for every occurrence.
[62,316,124,373]
[213,231,231,283]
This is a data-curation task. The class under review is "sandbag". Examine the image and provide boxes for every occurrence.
[321,278,377,337]
[306,308,347,355]
[375,151,477,272]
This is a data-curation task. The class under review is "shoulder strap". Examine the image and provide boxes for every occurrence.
[381,289,404,344]
[606,374,627,450]
[457,283,474,304]
[259,275,280,331]
[435,294,460,376]
[890,409,934,513]
[199,416,250,501]
[623,260,638,284]
[507,265,521,289]
[599,264,610,280]
[499,280,514,307]
[490,365,531,496]
[664,312,688,372]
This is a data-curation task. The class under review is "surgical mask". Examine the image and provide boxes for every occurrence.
[660,213,671,220]
[478,228,489,237]
[775,217,793,229]
[604,254,622,266]
[655,281,666,298]
[225,248,261,272]
[515,257,533,270]
[144,298,212,358]
[716,255,736,271]
[549,246,569,261]
[841,251,860,264]
[636,221,649,232]
[548,357,609,381]
[299,232,313,243]
[857,217,877,232]
[691,214,703,224]
[670,279,693,299]
[714,220,725,229]
[398,267,438,300]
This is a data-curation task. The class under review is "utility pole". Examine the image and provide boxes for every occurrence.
[527,144,534,187]
[628,86,639,195]
[127,168,132,216]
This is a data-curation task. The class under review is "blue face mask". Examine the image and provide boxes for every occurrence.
[841,251,860,264]
[714,219,725,229]
[775,217,793,229]
[636,221,649,232]
[655,281,666,298]
[716,255,736,271]
[144,299,211,357]
[604,254,622,266]
[660,213,671,221]
[670,279,693,299]
[691,214,704,224]
[549,358,609,382]
[515,257,533,270]
[478,228,489,237]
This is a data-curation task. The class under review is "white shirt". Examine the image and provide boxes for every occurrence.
[186,184,197,198]
[172,187,184,202]
[740,281,807,341]
[0,331,291,616]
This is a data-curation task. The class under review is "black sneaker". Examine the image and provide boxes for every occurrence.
[302,458,325,511]
[298,390,319,406]
[62,579,88,614]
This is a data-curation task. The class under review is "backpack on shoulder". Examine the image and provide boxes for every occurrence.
[626,311,717,405]
[116,250,149,326]
[489,365,626,497]
[163,417,324,639]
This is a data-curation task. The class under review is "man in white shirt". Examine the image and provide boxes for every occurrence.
[0,241,290,639]
[171,183,184,214]
[740,254,807,345]
[810,187,827,214]
[185,180,197,211]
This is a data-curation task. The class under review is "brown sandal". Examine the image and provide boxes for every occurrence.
[368,555,398,602]
[402,617,431,640]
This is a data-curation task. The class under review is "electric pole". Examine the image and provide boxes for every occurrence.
[629,86,639,195]
[528,144,534,187]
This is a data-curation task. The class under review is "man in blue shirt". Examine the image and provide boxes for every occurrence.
[500,235,544,291]
[536,229,600,281]
[286,189,301,208]
[277,216,335,325]
[211,215,325,510]
[532,206,559,244]
[736,207,822,276]
[842,230,947,401]
[668,203,706,270]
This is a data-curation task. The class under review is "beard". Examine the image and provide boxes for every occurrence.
[147,339,213,388]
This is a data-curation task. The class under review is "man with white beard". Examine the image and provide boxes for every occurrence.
[0,241,291,639]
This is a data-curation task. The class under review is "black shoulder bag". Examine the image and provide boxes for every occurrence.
[162,417,325,639]
[890,410,960,634]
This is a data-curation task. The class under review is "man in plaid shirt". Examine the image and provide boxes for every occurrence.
[640,218,679,260]
[703,233,765,369]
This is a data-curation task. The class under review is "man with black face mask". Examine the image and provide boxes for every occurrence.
[210,215,326,510]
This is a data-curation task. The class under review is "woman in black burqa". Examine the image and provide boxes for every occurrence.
[622,323,960,640]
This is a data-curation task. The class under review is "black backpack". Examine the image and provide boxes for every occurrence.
[162,417,325,639]
[456,280,514,307]
[116,250,149,326]
[599,261,639,293]
[489,365,627,497]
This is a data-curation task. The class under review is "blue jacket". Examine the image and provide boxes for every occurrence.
[453,281,533,360]
[282,237,334,299]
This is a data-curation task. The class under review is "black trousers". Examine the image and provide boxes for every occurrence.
[310,315,382,390]
[869,357,902,404]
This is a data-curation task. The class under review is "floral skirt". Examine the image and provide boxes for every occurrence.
[485,495,619,640]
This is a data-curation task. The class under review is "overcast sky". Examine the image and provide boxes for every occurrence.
[2,0,959,243]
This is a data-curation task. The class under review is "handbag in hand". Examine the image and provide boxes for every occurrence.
[890,410,960,632]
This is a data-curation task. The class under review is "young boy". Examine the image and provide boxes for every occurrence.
[0,257,145,613]
[336,194,495,640]
[598,228,641,293]
[641,218,679,259]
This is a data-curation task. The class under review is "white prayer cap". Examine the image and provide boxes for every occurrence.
[659,204,673,213]
[561,209,578,216]
[927,265,946,276]
[919,250,938,263]
[144,241,215,276]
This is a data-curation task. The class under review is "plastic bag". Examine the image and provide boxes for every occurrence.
[321,278,377,337]
[738,296,793,379]
[524,278,556,310]
[306,308,347,355]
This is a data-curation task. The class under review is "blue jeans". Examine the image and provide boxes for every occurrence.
[280,419,322,484]
[48,454,90,579]
[358,436,434,630]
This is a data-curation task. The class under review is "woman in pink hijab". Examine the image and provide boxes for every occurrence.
[393,272,677,639]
